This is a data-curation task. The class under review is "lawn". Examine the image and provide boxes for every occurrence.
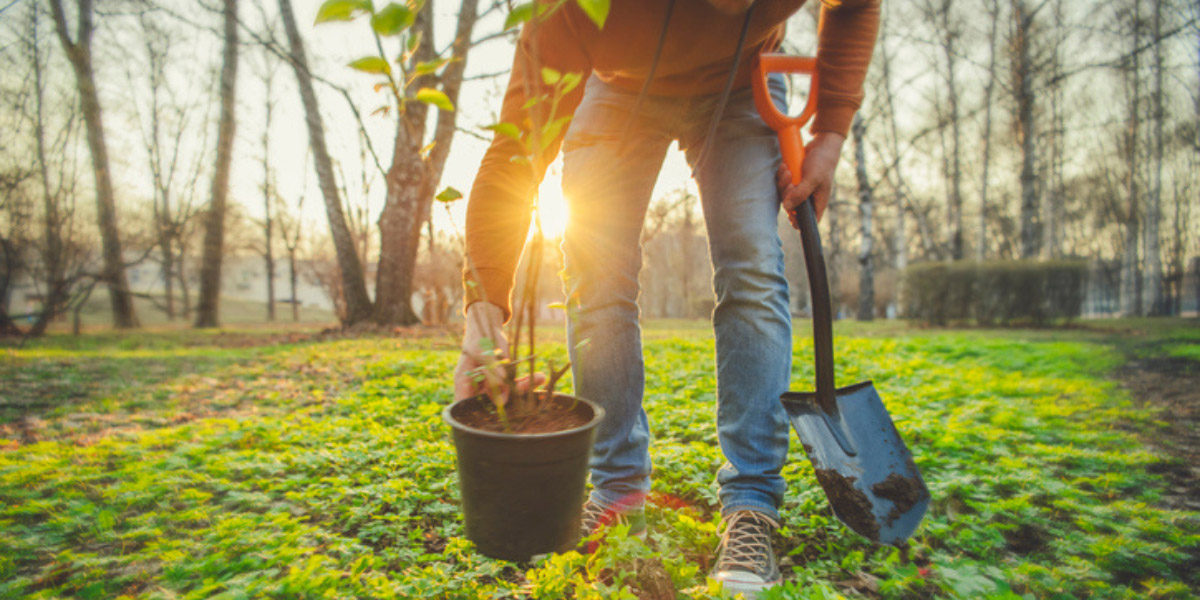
[0,320,1197,599]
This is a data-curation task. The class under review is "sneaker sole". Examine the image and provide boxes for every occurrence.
[715,575,783,599]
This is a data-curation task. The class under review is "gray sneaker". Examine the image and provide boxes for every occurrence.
[711,510,783,598]
[578,499,648,554]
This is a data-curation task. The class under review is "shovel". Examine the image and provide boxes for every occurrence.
[753,53,930,546]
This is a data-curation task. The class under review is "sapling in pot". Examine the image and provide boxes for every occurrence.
[440,191,605,561]
[436,1,612,559]
[317,0,607,560]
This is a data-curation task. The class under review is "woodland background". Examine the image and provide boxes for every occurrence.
[0,0,1197,334]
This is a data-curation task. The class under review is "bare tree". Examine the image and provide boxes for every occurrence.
[195,0,240,328]
[920,0,966,260]
[0,167,32,336]
[1120,0,1144,316]
[1144,0,1166,314]
[1042,0,1064,259]
[277,0,373,324]
[852,114,876,320]
[1010,0,1042,259]
[978,0,1001,261]
[0,2,94,338]
[48,0,138,328]
[125,13,209,322]
[372,0,482,325]
[255,48,280,322]
[277,192,305,322]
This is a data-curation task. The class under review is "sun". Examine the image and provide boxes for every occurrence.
[534,174,570,239]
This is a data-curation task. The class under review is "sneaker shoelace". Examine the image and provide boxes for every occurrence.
[718,511,780,574]
[581,501,611,535]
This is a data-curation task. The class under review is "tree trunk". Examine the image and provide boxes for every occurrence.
[33,6,69,335]
[1176,17,1199,314]
[278,0,373,324]
[161,232,174,319]
[0,236,19,337]
[374,0,480,325]
[1120,0,1143,317]
[978,0,999,261]
[877,12,913,271]
[373,125,429,325]
[1013,0,1040,259]
[177,248,191,320]
[48,0,138,329]
[289,248,299,321]
[938,0,964,260]
[195,0,240,328]
[852,114,875,321]
[262,66,277,322]
[1144,0,1165,315]
[1043,1,1064,259]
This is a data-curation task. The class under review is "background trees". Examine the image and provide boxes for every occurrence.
[0,0,1196,335]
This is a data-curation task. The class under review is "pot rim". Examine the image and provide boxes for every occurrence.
[442,393,605,441]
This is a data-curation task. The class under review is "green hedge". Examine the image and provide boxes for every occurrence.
[904,260,1087,326]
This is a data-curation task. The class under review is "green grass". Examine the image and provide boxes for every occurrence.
[0,320,1197,599]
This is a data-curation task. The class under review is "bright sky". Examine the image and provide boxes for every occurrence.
[242,1,681,241]
[20,1,815,246]
[253,0,819,241]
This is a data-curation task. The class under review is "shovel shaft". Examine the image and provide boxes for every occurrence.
[793,201,838,413]
[753,54,838,414]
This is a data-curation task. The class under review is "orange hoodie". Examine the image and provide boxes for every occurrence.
[464,0,881,320]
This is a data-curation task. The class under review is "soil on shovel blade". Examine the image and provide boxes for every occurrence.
[814,469,880,540]
[456,394,591,434]
[871,470,927,526]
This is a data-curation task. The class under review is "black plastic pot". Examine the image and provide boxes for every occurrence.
[443,393,604,561]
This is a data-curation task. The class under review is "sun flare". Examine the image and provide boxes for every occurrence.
[534,177,570,239]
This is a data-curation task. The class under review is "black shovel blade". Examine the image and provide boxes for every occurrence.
[781,381,930,546]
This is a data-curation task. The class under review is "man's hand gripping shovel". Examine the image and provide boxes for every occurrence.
[753,54,930,546]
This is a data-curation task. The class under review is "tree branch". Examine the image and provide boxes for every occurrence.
[464,68,511,81]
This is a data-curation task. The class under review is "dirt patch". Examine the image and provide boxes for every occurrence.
[1115,353,1200,513]
[633,557,675,600]
[453,394,591,434]
[1003,522,1048,555]
[871,471,928,526]
[814,469,880,541]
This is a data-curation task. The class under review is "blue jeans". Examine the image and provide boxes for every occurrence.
[562,74,793,520]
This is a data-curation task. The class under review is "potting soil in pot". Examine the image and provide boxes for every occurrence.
[455,395,591,434]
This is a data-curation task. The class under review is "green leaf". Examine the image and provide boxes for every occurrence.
[575,0,609,29]
[504,2,534,30]
[414,57,453,76]
[485,122,522,142]
[370,3,414,36]
[315,0,372,24]
[435,187,463,203]
[547,302,567,311]
[539,115,573,151]
[348,56,391,75]
[416,87,454,111]
[406,30,423,53]
[560,71,583,95]
[540,67,561,85]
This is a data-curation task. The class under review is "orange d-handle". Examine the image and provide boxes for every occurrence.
[752,54,818,186]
